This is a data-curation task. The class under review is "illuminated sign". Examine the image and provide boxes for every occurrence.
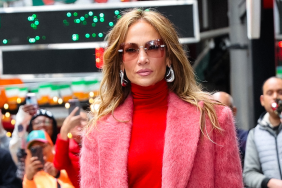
[0,1,199,77]
[0,1,199,47]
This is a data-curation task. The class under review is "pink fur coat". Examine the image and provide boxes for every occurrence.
[80,92,243,188]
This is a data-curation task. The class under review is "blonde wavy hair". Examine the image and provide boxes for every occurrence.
[86,9,222,136]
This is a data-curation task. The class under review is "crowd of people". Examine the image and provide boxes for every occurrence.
[0,8,281,188]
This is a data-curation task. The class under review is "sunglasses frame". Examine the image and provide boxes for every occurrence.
[118,39,166,61]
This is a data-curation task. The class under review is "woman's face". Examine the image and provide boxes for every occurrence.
[32,116,53,138]
[121,20,168,87]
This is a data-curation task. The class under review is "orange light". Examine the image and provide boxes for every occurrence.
[11,119,16,125]
[278,41,282,48]
[95,48,104,69]
[89,98,94,104]
[6,132,11,137]
[67,133,72,138]
[17,98,22,104]
[5,112,10,118]
[89,92,94,97]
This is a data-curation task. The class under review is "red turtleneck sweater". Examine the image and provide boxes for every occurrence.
[128,79,168,188]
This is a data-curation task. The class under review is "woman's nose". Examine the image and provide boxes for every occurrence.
[137,47,148,64]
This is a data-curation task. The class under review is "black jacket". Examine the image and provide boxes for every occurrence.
[0,148,22,188]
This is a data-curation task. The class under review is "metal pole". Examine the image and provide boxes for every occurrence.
[228,0,254,130]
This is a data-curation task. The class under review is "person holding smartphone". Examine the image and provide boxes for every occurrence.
[23,130,74,188]
[53,101,88,188]
[9,105,58,180]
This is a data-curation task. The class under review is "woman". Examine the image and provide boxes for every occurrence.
[81,9,243,188]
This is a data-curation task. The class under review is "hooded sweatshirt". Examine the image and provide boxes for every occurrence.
[243,112,282,188]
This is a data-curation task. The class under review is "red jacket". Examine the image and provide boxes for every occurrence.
[54,134,80,188]
[80,92,243,188]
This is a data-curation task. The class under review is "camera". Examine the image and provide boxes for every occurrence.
[271,99,282,118]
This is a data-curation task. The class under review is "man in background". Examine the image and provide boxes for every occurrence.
[213,91,249,167]
[243,77,282,188]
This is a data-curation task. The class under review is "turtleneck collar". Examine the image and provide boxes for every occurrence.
[131,79,168,111]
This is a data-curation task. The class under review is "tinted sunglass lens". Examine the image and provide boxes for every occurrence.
[145,40,164,58]
[123,43,139,61]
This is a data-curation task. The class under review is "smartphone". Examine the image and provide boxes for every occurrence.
[30,146,45,169]
[271,99,282,118]
[68,99,80,116]
[26,93,38,107]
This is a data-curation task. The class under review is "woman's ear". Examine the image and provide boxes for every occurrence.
[166,58,171,67]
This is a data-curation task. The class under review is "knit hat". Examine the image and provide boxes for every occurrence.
[26,130,53,149]
[27,109,58,144]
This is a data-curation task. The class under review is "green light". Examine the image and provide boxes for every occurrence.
[75,19,80,23]
[83,21,87,25]
[29,38,36,43]
[34,21,39,25]
[42,36,46,40]
[31,23,35,28]
[85,33,90,38]
[28,16,34,21]
[35,36,40,40]
[80,16,85,21]
[93,16,98,23]
[72,34,79,41]
[3,39,7,44]
[99,13,104,17]
[117,15,121,19]
[33,26,37,30]
[67,12,71,17]
[92,23,96,27]
[98,33,103,38]
[100,18,104,22]
[92,33,96,37]
[109,22,114,27]
[32,14,37,18]
[74,12,78,16]
[63,20,67,23]
[145,9,150,12]
[85,14,89,18]
[114,10,119,15]
[89,11,93,16]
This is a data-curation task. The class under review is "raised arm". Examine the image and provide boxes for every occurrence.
[54,108,81,170]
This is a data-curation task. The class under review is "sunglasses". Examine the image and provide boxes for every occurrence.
[118,39,166,61]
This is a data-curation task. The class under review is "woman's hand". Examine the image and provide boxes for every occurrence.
[22,104,38,116]
[26,157,43,180]
[60,107,81,140]
[44,162,59,177]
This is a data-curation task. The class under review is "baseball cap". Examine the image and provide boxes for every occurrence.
[26,130,53,149]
